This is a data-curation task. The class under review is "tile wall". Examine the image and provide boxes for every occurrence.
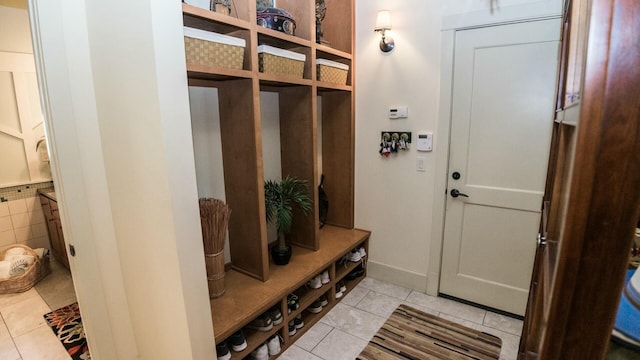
[0,182,53,253]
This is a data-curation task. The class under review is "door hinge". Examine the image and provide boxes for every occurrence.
[537,233,547,247]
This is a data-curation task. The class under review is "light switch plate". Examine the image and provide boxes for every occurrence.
[416,156,426,172]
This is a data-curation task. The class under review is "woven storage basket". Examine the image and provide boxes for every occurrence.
[258,45,305,78]
[0,244,51,294]
[317,58,349,85]
[184,27,245,70]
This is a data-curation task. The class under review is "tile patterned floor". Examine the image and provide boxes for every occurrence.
[0,259,76,360]
[279,277,523,360]
[0,267,524,360]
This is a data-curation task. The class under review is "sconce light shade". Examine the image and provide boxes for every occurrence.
[374,10,394,52]
[375,10,392,31]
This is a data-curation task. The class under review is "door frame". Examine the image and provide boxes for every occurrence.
[427,3,563,297]
[28,0,216,358]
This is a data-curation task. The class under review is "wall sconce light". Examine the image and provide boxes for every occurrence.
[374,10,394,53]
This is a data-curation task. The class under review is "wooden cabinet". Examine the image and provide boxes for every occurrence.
[519,0,640,358]
[39,194,70,270]
[182,1,362,356]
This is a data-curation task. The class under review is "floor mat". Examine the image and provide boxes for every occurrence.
[44,302,90,360]
[358,304,502,360]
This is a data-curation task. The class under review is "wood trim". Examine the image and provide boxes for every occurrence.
[279,86,319,250]
[218,78,269,281]
[538,0,640,357]
[555,0,572,112]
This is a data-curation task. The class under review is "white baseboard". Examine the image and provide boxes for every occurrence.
[366,260,428,293]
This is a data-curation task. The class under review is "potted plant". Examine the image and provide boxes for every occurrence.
[264,176,312,265]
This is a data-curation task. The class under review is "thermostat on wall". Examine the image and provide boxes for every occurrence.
[389,106,408,119]
[417,133,433,152]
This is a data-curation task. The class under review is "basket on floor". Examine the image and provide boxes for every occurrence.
[0,244,51,294]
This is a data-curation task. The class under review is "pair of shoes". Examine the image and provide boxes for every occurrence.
[320,269,330,284]
[345,264,365,280]
[267,306,283,325]
[346,249,361,262]
[347,246,367,262]
[294,314,304,329]
[318,295,328,306]
[287,293,299,313]
[357,246,366,258]
[249,343,268,360]
[288,320,297,336]
[335,281,346,299]
[215,342,231,360]
[246,313,273,332]
[249,334,281,359]
[228,330,247,352]
[308,296,327,314]
[308,275,323,289]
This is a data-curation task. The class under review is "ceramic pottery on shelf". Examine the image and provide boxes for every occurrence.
[315,0,326,43]
[271,243,292,265]
[257,7,296,36]
[256,0,274,11]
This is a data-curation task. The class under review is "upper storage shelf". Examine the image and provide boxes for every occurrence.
[182,0,354,85]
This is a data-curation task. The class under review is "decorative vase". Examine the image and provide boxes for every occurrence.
[271,243,292,265]
[315,0,326,44]
[256,0,274,11]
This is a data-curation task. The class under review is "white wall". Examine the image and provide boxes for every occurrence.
[0,3,32,54]
[31,0,215,358]
[354,0,562,292]
[190,88,283,258]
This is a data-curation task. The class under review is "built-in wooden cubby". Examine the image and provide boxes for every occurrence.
[182,0,358,356]
[210,226,369,358]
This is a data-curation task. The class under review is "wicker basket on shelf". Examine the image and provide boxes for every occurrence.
[0,244,51,294]
[258,45,306,78]
[184,27,246,70]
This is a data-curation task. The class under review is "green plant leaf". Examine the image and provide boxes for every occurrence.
[264,175,313,249]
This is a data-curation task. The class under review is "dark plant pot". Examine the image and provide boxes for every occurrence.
[271,244,292,265]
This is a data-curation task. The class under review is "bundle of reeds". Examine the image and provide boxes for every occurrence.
[199,198,231,298]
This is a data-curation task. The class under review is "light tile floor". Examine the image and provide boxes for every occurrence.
[280,277,523,360]
[0,259,76,360]
[0,261,522,360]
[2,270,637,359]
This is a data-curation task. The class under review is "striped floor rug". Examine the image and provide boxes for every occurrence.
[358,304,502,360]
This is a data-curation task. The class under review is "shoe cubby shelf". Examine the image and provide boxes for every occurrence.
[287,284,329,320]
[229,324,283,360]
[212,226,369,358]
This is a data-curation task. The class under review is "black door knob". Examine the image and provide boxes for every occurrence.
[450,189,469,198]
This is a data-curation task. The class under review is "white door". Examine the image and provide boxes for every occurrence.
[440,19,560,316]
